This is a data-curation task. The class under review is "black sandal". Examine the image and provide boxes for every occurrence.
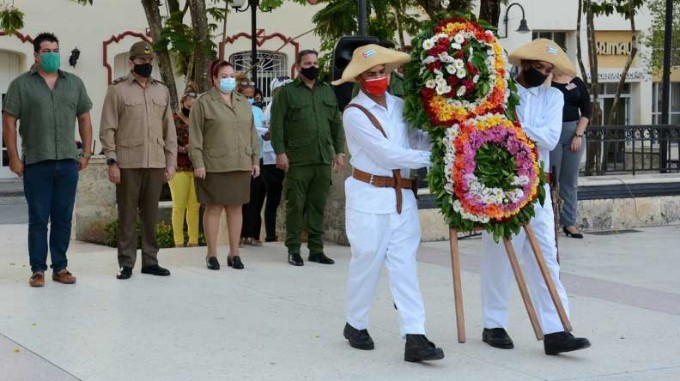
[206,256,220,270]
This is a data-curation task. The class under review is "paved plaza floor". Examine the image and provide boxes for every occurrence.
[1,223,679,381]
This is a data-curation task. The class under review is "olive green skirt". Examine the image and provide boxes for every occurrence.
[195,171,251,205]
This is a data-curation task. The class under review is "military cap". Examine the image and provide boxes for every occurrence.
[129,41,154,59]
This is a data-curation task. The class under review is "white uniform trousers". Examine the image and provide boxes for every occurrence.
[345,205,426,337]
[481,186,570,334]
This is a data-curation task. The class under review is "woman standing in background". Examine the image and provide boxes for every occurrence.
[550,72,591,239]
[168,84,200,248]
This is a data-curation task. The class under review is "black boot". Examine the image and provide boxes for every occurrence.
[544,331,591,355]
[343,323,374,350]
[404,334,444,362]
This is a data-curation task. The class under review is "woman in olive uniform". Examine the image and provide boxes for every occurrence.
[189,60,260,270]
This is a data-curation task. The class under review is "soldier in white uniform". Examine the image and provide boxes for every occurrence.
[332,44,444,363]
[480,39,591,355]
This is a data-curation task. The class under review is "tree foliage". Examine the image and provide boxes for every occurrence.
[642,0,680,73]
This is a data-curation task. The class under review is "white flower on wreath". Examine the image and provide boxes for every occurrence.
[451,42,462,50]
[457,86,466,97]
[435,76,447,87]
[456,68,467,79]
[454,33,465,44]
[454,59,465,69]
[422,39,435,50]
[425,79,436,89]
[446,64,457,74]
[511,175,530,186]
[436,85,452,95]
[452,200,490,223]
[473,74,480,83]
[439,53,454,63]
[422,55,436,64]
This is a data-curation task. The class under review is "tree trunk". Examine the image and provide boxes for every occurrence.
[479,0,502,28]
[584,0,602,175]
[167,0,180,13]
[141,0,180,111]
[606,0,637,126]
[188,0,211,91]
[447,0,472,13]
[576,0,589,88]
[414,0,444,19]
[394,0,406,49]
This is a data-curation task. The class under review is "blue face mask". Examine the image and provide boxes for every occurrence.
[247,98,254,105]
[218,77,236,94]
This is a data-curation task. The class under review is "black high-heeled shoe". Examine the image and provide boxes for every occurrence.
[227,255,244,270]
[563,226,584,239]
[206,256,220,270]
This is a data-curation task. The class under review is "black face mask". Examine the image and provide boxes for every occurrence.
[181,107,191,117]
[299,66,319,81]
[523,67,547,88]
[133,63,153,78]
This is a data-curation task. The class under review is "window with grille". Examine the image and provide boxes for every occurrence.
[229,51,288,102]
[532,31,567,52]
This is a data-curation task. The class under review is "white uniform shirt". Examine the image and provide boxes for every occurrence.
[515,84,564,169]
[261,102,276,165]
[343,91,431,214]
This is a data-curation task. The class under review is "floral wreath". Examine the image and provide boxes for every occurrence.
[404,14,546,240]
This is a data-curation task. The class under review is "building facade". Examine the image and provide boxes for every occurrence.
[0,0,323,178]
[1,0,676,179]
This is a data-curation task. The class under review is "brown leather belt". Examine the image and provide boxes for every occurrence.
[546,172,554,186]
[352,168,415,189]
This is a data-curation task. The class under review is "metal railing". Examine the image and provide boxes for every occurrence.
[583,124,680,175]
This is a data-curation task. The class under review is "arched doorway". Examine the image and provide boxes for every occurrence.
[1,50,23,179]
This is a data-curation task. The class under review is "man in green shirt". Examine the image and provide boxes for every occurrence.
[1,32,93,287]
[270,49,345,266]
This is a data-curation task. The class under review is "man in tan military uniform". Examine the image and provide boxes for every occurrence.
[100,41,177,280]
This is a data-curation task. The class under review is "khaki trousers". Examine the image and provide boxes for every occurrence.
[116,168,165,268]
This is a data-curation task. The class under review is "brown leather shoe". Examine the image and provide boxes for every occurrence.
[52,269,77,284]
[29,272,45,287]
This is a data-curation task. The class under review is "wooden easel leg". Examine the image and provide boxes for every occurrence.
[524,224,573,332]
[449,228,466,343]
[502,237,544,341]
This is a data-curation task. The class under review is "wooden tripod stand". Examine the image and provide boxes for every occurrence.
[448,224,572,343]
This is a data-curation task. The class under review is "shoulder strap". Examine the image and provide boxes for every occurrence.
[345,103,405,214]
[345,103,387,139]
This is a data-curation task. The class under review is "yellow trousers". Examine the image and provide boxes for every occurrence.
[168,171,200,246]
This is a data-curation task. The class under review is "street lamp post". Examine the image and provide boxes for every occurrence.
[499,2,531,39]
[233,0,268,85]
[660,0,673,172]
[357,0,368,36]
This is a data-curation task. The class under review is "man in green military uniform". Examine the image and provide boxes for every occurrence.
[270,49,345,266]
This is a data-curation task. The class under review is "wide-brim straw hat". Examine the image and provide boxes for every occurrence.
[331,44,410,86]
[508,38,576,77]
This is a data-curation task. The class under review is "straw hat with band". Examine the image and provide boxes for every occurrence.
[508,38,576,77]
[331,44,410,86]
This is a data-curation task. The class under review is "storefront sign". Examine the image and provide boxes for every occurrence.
[586,69,646,82]
[596,41,633,56]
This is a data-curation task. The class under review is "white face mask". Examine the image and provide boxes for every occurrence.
[218,77,236,94]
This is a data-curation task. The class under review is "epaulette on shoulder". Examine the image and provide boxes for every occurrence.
[111,76,127,85]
